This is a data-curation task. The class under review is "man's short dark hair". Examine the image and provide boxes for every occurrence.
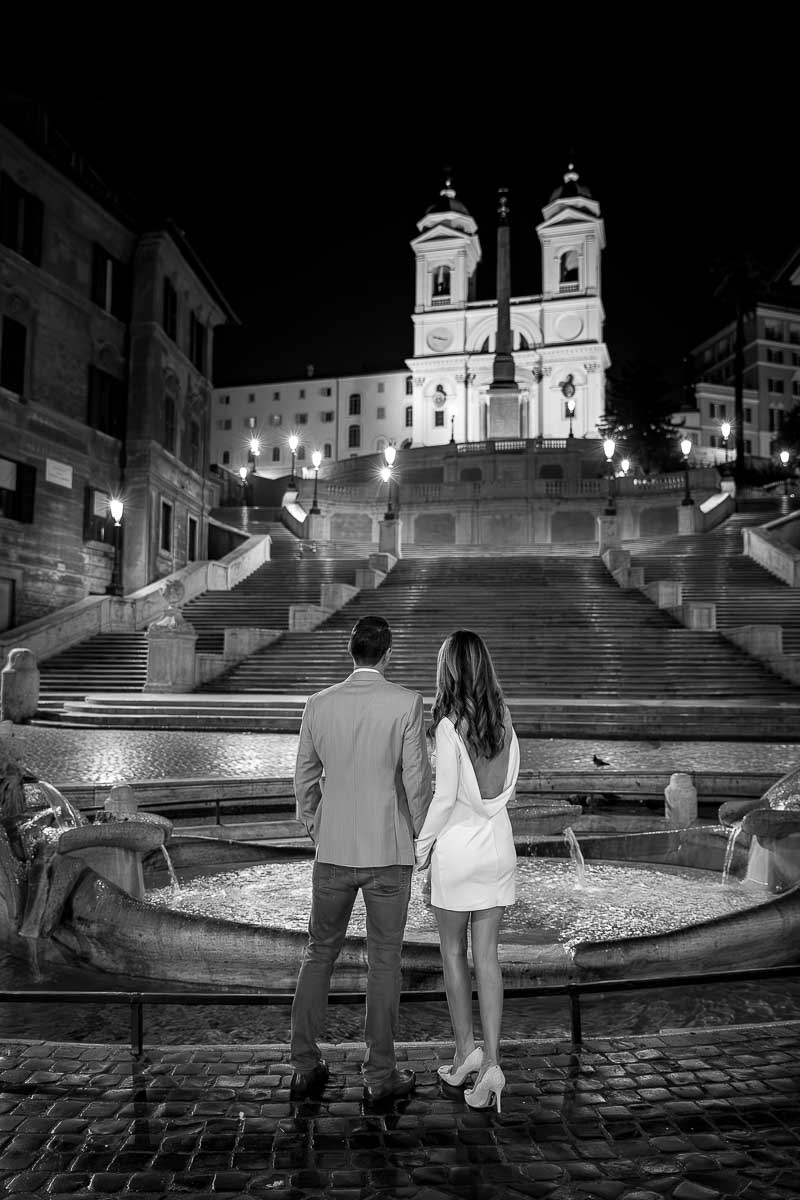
[348,616,392,665]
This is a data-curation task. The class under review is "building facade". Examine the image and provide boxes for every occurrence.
[0,101,236,632]
[683,252,800,465]
[210,168,610,477]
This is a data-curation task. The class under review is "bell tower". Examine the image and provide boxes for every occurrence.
[537,164,604,301]
[410,171,481,326]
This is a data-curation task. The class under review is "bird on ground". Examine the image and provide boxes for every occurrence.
[592,754,611,767]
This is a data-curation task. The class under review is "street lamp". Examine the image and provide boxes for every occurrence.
[107,497,124,596]
[566,396,576,439]
[248,437,261,472]
[780,449,790,496]
[310,449,322,514]
[238,465,248,504]
[680,436,694,506]
[288,434,299,488]
[382,443,397,520]
[720,420,731,466]
[620,457,630,476]
[603,437,616,515]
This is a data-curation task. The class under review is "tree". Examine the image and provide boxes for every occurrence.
[599,359,686,472]
[711,251,769,485]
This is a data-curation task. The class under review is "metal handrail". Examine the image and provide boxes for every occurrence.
[2,962,799,1058]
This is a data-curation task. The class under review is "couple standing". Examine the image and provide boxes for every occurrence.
[290,615,520,1112]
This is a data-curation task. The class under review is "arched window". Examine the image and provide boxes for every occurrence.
[518,333,530,350]
[480,336,490,354]
[559,250,579,285]
[433,265,451,297]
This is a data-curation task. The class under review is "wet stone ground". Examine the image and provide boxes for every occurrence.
[8,727,800,786]
[0,1025,798,1199]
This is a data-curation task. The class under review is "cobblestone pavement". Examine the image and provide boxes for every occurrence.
[0,1024,798,1199]
[7,726,800,786]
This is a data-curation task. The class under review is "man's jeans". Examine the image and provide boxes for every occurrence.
[290,860,413,1087]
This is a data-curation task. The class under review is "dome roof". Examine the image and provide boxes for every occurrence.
[424,172,471,219]
[548,163,593,204]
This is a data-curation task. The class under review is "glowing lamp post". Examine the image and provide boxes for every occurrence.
[603,437,616,515]
[107,497,124,596]
[620,458,630,476]
[382,443,397,520]
[681,436,694,506]
[288,434,299,488]
[566,396,576,439]
[248,437,261,472]
[780,449,790,496]
[310,449,322,514]
[720,420,731,465]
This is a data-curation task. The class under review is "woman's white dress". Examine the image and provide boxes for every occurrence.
[415,717,520,910]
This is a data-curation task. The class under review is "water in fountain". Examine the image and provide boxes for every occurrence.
[563,826,587,889]
[159,844,181,890]
[722,821,743,885]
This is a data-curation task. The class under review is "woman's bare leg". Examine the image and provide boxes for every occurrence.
[470,906,505,1080]
[433,905,475,1065]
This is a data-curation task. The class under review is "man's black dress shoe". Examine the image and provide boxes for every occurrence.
[363,1068,416,1103]
[289,1059,329,1098]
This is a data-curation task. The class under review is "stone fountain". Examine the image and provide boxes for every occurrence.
[1,734,799,991]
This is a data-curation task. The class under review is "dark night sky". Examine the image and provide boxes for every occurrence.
[6,25,798,397]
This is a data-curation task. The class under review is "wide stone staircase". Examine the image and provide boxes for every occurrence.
[36,523,362,714]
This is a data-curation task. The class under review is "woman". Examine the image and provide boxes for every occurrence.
[415,630,520,1113]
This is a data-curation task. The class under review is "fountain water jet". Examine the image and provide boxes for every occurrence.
[563,826,587,889]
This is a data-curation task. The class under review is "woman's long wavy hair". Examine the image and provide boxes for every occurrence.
[429,630,506,760]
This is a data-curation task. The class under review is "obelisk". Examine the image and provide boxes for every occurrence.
[487,187,520,438]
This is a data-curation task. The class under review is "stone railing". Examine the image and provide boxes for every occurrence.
[0,534,272,665]
[743,513,800,587]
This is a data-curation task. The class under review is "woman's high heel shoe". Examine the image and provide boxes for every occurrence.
[437,1046,483,1087]
[464,1064,505,1113]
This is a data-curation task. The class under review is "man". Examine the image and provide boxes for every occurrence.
[290,615,432,1102]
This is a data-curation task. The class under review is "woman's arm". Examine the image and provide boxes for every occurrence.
[414,720,459,864]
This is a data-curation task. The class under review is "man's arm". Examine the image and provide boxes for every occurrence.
[401,692,433,837]
[294,699,323,842]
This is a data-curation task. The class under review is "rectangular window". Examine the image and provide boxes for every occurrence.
[709,435,717,448]
[248,392,255,403]
[320,386,332,397]
[273,390,280,401]
[405,405,413,427]
[220,394,230,405]
[299,389,306,399]
[708,402,716,418]
[789,327,800,345]
[244,417,255,428]
[83,486,112,542]
[0,456,36,523]
[87,365,126,439]
[793,353,800,367]
[348,393,361,415]
[792,382,800,399]
[765,324,782,342]
[223,418,231,430]
[163,395,177,453]
[323,442,332,458]
[405,375,413,396]
[297,446,306,461]
[295,412,308,424]
[0,316,27,395]
[745,439,752,454]
[348,424,361,448]
[222,450,230,465]
[434,411,445,427]
[189,419,201,471]
[767,348,783,363]
[272,446,280,462]
[91,243,130,320]
[377,382,385,394]
[719,404,726,418]
[160,500,172,553]
[376,406,386,420]
[321,411,334,423]
[189,311,206,372]
[187,516,198,562]
[768,378,785,394]
[270,413,282,426]
[744,407,752,423]
[0,172,43,266]
[162,278,178,340]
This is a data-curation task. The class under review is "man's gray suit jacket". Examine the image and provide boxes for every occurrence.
[294,670,432,867]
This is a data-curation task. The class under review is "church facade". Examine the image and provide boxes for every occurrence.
[210,168,610,478]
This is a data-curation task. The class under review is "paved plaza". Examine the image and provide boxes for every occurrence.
[1,1024,799,1199]
[7,726,800,788]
